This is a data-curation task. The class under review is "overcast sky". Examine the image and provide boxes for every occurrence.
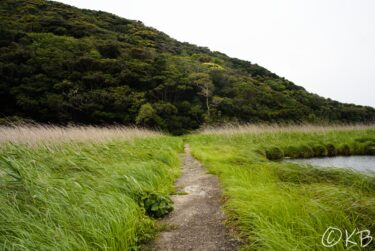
[56,0,375,108]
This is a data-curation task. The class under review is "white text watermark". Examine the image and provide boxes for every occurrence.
[322,227,372,248]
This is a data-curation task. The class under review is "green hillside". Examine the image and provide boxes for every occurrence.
[1,0,375,134]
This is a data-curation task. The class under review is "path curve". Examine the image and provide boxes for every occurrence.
[150,144,239,251]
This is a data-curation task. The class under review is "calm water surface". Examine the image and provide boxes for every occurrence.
[286,156,375,173]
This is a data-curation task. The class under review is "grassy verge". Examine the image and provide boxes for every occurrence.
[0,133,183,250]
[187,128,375,250]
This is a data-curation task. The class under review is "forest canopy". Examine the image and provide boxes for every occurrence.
[1,0,375,134]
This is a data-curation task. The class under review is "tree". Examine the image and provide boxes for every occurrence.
[136,103,162,128]
[189,73,214,119]
[97,42,121,59]
[1,0,375,134]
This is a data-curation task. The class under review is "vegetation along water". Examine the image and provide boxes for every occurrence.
[187,125,375,250]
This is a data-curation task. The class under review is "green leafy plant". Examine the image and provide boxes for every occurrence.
[139,192,173,218]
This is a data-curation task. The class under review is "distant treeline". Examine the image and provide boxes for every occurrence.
[1,0,375,134]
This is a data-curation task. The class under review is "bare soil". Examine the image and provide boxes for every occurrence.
[149,144,239,251]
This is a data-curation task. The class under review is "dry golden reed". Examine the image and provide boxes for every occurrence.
[0,125,161,145]
[199,123,375,135]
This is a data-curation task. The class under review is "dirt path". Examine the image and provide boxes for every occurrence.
[150,144,239,251]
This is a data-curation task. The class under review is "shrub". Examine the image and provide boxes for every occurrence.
[265,147,284,160]
[351,142,367,155]
[284,146,300,158]
[298,145,314,158]
[139,192,173,218]
[325,144,337,156]
[337,144,351,156]
[284,145,314,158]
[365,142,375,155]
[354,137,375,143]
[312,144,328,157]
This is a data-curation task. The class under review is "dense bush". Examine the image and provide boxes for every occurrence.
[365,142,375,155]
[1,0,375,134]
[325,144,337,156]
[284,146,301,158]
[280,140,375,159]
[265,147,284,160]
[311,144,328,157]
[298,145,314,158]
[337,144,351,155]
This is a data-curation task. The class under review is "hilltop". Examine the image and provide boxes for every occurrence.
[1,0,375,134]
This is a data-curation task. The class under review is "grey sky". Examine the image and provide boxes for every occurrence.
[56,0,375,108]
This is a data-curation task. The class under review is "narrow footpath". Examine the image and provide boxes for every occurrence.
[151,144,239,251]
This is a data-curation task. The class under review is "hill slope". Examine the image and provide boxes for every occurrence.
[1,0,375,134]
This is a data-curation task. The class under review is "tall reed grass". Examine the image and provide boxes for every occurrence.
[0,126,182,250]
[200,123,375,135]
[0,125,161,145]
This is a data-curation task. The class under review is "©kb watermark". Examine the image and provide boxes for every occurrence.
[322,227,372,248]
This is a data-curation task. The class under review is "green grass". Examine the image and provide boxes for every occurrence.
[187,129,375,250]
[0,136,183,250]
[1,126,375,250]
